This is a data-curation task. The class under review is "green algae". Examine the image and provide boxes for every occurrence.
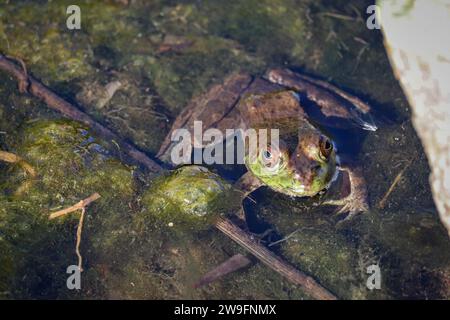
[142,35,264,113]
[10,120,134,208]
[0,120,137,298]
[140,165,237,233]
[205,0,308,64]
[0,198,16,299]
[0,2,93,83]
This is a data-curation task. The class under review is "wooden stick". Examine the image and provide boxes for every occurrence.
[0,54,162,173]
[215,217,337,300]
[0,150,37,195]
[194,253,252,288]
[49,193,101,272]
[0,150,36,177]
[378,158,414,209]
[49,193,101,220]
[76,207,86,272]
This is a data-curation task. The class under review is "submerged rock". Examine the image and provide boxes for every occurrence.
[141,165,237,232]
[0,3,93,83]
[0,120,137,298]
[4,120,135,211]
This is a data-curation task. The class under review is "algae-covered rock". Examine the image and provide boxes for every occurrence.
[0,120,138,298]
[0,3,93,83]
[11,120,136,208]
[141,165,236,232]
[11,119,137,262]
[204,0,308,63]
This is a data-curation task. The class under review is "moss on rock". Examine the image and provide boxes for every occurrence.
[0,2,93,83]
[140,165,236,233]
[0,120,137,298]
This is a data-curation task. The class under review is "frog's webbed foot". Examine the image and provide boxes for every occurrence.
[264,68,377,131]
[322,165,369,222]
[323,194,368,221]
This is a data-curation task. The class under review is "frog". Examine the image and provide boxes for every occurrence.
[157,68,377,224]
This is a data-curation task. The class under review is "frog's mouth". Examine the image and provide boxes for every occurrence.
[286,152,339,197]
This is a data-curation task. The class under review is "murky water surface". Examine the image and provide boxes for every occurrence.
[1,0,449,299]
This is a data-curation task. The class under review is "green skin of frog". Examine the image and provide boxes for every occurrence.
[157,68,377,223]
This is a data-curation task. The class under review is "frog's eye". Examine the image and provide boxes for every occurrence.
[319,137,333,160]
[260,147,285,174]
[262,150,273,161]
[260,146,284,172]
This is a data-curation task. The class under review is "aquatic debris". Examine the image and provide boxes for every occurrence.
[0,150,36,178]
[194,253,252,288]
[49,193,101,272]
[378,157,414,209]
[215,217,337,300]
[0,150,36,194]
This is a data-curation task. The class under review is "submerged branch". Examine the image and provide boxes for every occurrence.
[194,253,252,288]
[215,217,337,300]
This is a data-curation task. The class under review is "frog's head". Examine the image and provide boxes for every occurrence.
[246,127,337,197]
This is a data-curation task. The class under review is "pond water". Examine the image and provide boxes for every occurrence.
[1,0,449,299]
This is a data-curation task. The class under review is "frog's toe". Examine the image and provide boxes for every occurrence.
[323,195,369,220]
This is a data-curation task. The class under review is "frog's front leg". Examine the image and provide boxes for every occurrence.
[323,164,369,221]
[233,172,264,223]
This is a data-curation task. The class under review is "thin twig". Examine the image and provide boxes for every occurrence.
[268,229,301,247]
[49,193,101,272]
[76,207,86,271]
[49,193,101,219]
[378,157,415,209]
[321,12,357,21]
[0,150,36,177]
